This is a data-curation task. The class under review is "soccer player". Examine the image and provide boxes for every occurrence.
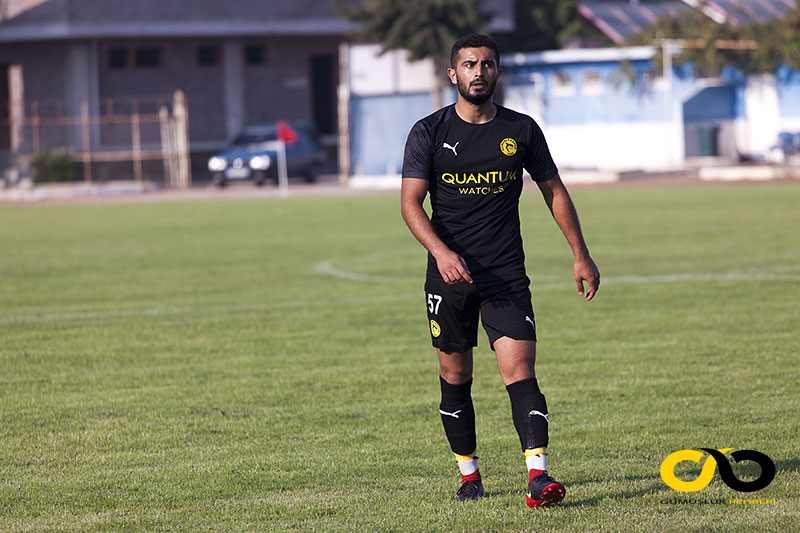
[400,33,600,508]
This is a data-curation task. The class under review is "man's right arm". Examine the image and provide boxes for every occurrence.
[400,178,473,285]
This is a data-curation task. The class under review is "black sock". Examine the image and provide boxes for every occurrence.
[506,377,549,451]
[439,377,477,456]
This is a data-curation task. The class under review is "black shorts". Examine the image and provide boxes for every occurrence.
[423,275,536,352]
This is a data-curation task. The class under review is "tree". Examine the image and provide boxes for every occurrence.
[494,0,609,52]
[336,0,490,110]
[628,5,800,77]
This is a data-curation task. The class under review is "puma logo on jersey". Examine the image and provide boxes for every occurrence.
[443,142,459,156]
[525,315,535,330]
[439,409,462,419]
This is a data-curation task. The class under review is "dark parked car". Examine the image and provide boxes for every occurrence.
[208,122,326,187]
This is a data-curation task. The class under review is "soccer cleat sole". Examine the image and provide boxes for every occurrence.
[526,482,565,508]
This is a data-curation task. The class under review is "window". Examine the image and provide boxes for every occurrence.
[232,132,277,146]
[245,45,265,66]
[108,48,128,69]
[135,47,162,68]
[581,70,603,95]
[197,45,220,67]
[551,71,575,97]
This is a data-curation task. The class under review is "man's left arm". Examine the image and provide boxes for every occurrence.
[536,175,600,301]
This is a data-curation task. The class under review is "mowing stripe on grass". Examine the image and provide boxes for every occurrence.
[315,258,800,285]
[0,294,415,325]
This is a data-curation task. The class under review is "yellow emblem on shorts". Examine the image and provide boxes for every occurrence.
[500,138,517,156]
[430,319,441,337]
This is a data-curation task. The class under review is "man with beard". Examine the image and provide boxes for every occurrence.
[401,34,600,507]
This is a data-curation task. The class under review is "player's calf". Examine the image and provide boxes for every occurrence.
[506,377,564,507]
[440,377,486,500]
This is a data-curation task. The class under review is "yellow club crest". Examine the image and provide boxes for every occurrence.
[500,137,517,156]
[430,319,441,337]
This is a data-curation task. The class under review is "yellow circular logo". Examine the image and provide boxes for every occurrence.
[660,448,733,492]
[430,320,441,337]
[500,138,517,156]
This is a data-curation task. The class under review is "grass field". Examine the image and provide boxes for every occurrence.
[1,183,799,532]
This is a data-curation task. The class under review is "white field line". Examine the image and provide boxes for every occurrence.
[314,259,372,281]
[3,267,798,326]
[601,272,800,283]
[315,259,800,285]
[314,259,412,283]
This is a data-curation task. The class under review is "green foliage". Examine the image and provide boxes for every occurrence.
[0,185,799,530]
[628,4,800,77]
[785,7,800,70]
[31,149,81,184]
[336,0,488,66]
[337,0,610,60]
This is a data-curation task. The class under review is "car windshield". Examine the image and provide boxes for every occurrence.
[231,132,277,146]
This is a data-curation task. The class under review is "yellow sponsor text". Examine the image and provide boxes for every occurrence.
[459,186,504,195]
[729,498,777,505]
[441,169,517,185]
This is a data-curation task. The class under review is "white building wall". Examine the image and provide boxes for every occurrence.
[743,75,781,159]
[349,44,433,96]
[503,82,544,125]
[347,43,799,176]
[717,121,738,159]
[542,120,685,171]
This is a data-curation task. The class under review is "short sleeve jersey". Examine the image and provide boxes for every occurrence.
[402,104,558,283]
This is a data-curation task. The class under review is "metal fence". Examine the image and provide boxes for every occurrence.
[5,89,191,189]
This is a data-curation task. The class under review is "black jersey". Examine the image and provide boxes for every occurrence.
[402,104,558,283]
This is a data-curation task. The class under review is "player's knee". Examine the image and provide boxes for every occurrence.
[438,351,473,384]
[440,369,472,385]
[499,366,536,386]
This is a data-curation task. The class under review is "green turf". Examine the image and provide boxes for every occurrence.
[1,183,798,532]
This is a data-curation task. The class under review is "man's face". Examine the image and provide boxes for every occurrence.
[448,47,501,105]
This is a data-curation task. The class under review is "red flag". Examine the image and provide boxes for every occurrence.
[277,120,298,144]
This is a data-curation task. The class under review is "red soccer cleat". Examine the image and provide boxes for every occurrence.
[526,472,565,508]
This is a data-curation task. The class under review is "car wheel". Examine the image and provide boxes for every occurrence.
[212,173,227,188]
[304,167,317,184]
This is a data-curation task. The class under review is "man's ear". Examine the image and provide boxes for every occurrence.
[447,68,457,85]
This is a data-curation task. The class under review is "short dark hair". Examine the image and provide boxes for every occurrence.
[450,33,500,68]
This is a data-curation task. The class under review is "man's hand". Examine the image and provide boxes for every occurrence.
[435,249,474,285]
[402,178,473,285]
[574,255,600,301]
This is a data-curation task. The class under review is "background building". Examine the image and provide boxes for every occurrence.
[0,0,513,182]
[343,0,800,184]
